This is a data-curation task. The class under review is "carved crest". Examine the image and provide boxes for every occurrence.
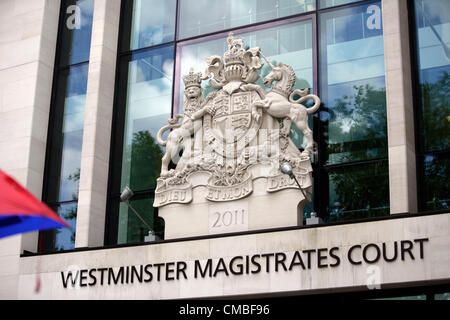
[153,32,320,207]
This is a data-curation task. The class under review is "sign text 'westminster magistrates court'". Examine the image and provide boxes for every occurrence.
[61,238,428,288]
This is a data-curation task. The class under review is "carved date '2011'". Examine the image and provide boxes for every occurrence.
[211,209,246,228]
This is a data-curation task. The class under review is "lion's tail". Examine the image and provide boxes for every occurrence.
[156,115,184,146]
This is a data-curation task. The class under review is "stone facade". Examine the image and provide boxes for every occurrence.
[16,213,450,299]
[0,0,60,298]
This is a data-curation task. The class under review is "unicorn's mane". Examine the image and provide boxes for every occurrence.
[279,62,296,92]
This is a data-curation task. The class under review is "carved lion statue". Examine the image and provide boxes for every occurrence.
[156,70,204,176]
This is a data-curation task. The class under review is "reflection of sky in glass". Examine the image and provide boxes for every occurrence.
[178,0,315,39]
[56,64,88,202]
[416,0,450,78]
[53,203,77,251]
[129,0,176,50]
[60,0,94,66]
[120,45,174,191]
[319,0,360,9]
[320,2,387,164]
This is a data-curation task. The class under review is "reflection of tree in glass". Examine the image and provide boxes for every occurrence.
[420,71,450,211]
[68,168,80,200]
[51,169,80,250]
[58,205,77,250]
[326,84,388,164]
[423,155,449,211]
[51,203,76,251]
[127,131,165,242]
[130,131,163,191]
[327,162,389,222]
[420,71,450,152]
[324,84,389,221]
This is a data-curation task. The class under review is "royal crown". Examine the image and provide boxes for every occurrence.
[182,68,203,88]
[224,32,246,67]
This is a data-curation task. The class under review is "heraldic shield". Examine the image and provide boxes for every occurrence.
[203,90,263,156]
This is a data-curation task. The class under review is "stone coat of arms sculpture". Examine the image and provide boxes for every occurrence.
[154,32,320,239]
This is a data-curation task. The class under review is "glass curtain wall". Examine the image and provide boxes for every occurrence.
[40,0,94,252]
[318,1,389,221]
[178,0,315,39]
[412,0,450,211]
[106,0,176,245]
[106,0,390,245]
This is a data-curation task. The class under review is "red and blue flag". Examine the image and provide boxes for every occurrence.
[0,169,70,239]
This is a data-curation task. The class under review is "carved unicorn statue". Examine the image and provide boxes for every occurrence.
[251,53,321,157]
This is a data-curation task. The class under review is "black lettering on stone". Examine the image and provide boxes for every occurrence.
[329,247,340,267]
[88,269,97,286]
[213,258,229,277]
[414,238,429,259]
[348,245,362,265]
[177,261,188,280]
[317,248,328,268]
[401,240,415,261]
[108,267,124,285]
[79,269,88,287]
[195,259,212,278]
[250,255,261,274]
[144,264,153,282]
[61,270,79,288]
[289,251,306,270]
[382,242,398,262]
[275,252,288,272]
[363,243,381,264]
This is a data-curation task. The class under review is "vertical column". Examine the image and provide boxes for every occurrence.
[75,0,120,247]
[0,0,60,297]
[382,0,417,214]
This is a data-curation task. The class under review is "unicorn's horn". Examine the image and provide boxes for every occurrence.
[259,52,276,70]
[260,52,275,69]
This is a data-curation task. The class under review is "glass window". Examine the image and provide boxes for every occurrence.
[113,194,164,244]
[319,1,387,165]
[375,295,427,300]
[421,153,449,211]
[120,0,176,52]
[414,0,450,152]
[107,43,175,244]
[41,0,93,253]
[177,19,314,149]
[178,0,315,40]
[108,0,400,242]
[59,0,94,66]
[326,161,389,221]
[413,0,450,212]
[40,203,78,252]
[45,64,88,204]
[116,45,174,194]
[434,292,450,300]
[42,64,88,252]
